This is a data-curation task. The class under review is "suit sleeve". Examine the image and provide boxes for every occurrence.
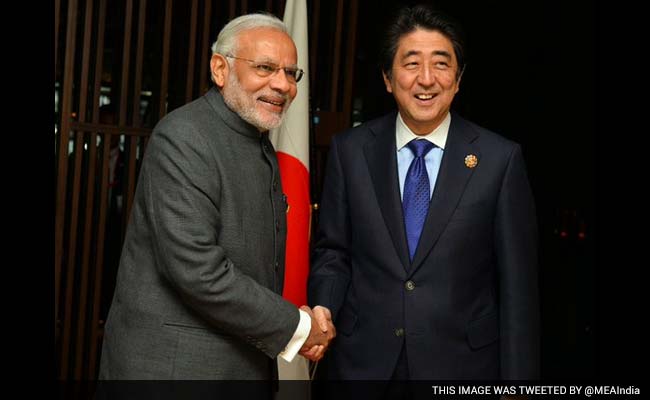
[308,135,352,320]
[142,120,299,359]
[494,144,540,379]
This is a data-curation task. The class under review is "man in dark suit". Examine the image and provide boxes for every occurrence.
[309,4,539,382]
[98,13,334,383]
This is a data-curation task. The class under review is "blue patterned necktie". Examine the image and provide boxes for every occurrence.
[403,139,436,261]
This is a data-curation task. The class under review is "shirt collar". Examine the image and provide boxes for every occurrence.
[395,112,450,151]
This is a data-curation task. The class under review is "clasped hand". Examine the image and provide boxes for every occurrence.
[298,305,336,362]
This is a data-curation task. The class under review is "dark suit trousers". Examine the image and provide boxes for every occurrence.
[383,341,413,400]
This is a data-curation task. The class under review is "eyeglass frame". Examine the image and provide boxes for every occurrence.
[224,54,305,83]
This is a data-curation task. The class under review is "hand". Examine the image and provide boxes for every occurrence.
[298,306,325,361]
[300,305,336,361]
[313,305,336,340]
[298,305,336,361]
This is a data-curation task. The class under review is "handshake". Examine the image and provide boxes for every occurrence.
[298,305,336,362]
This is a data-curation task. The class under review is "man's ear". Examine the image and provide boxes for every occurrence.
[382,71,393,94]
[210,54,228,88]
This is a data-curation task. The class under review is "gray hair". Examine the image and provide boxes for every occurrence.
[211,13,288,56]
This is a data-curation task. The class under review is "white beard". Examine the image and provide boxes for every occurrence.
[222,71,291,131]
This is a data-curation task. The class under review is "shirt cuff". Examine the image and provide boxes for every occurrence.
[278,309,311,362]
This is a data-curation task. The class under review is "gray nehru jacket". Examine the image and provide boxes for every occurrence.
[99,87,299,379]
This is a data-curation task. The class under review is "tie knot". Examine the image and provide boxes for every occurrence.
[407,139,435,158]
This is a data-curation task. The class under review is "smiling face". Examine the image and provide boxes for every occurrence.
[210,28,298,131]
[383,28,461,135]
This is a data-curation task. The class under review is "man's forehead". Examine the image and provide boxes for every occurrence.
[238,29,295,52]
[238,28,291,47]
[237,30,297,64]
[396,29,454,54]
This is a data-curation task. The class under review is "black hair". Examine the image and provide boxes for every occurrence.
[380,4,466,80]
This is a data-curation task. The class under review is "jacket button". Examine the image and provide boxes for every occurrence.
[274,261,279,271]
[394,328,404,337]
[273,180,278,191]
[405,280,415,291]
[275,221,280,232]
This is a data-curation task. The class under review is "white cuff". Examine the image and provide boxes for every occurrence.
[278,309,311,362]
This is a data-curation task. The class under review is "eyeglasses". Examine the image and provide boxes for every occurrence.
[225,54,304,83]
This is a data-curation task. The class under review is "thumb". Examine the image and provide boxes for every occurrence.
[314,307,330,332]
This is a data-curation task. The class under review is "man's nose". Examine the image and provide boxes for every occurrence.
[269,69,293,93]
[416,65,436,87]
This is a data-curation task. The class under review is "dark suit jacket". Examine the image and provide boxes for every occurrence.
[99,88,298,380]
[309,111,539,380]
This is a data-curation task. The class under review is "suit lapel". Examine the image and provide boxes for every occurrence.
[408,115,480,277]
[363,114,411,272]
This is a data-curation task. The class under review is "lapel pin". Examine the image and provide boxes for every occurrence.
[464,154,478,169]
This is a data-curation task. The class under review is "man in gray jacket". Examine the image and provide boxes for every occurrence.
[99,13,334,381]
